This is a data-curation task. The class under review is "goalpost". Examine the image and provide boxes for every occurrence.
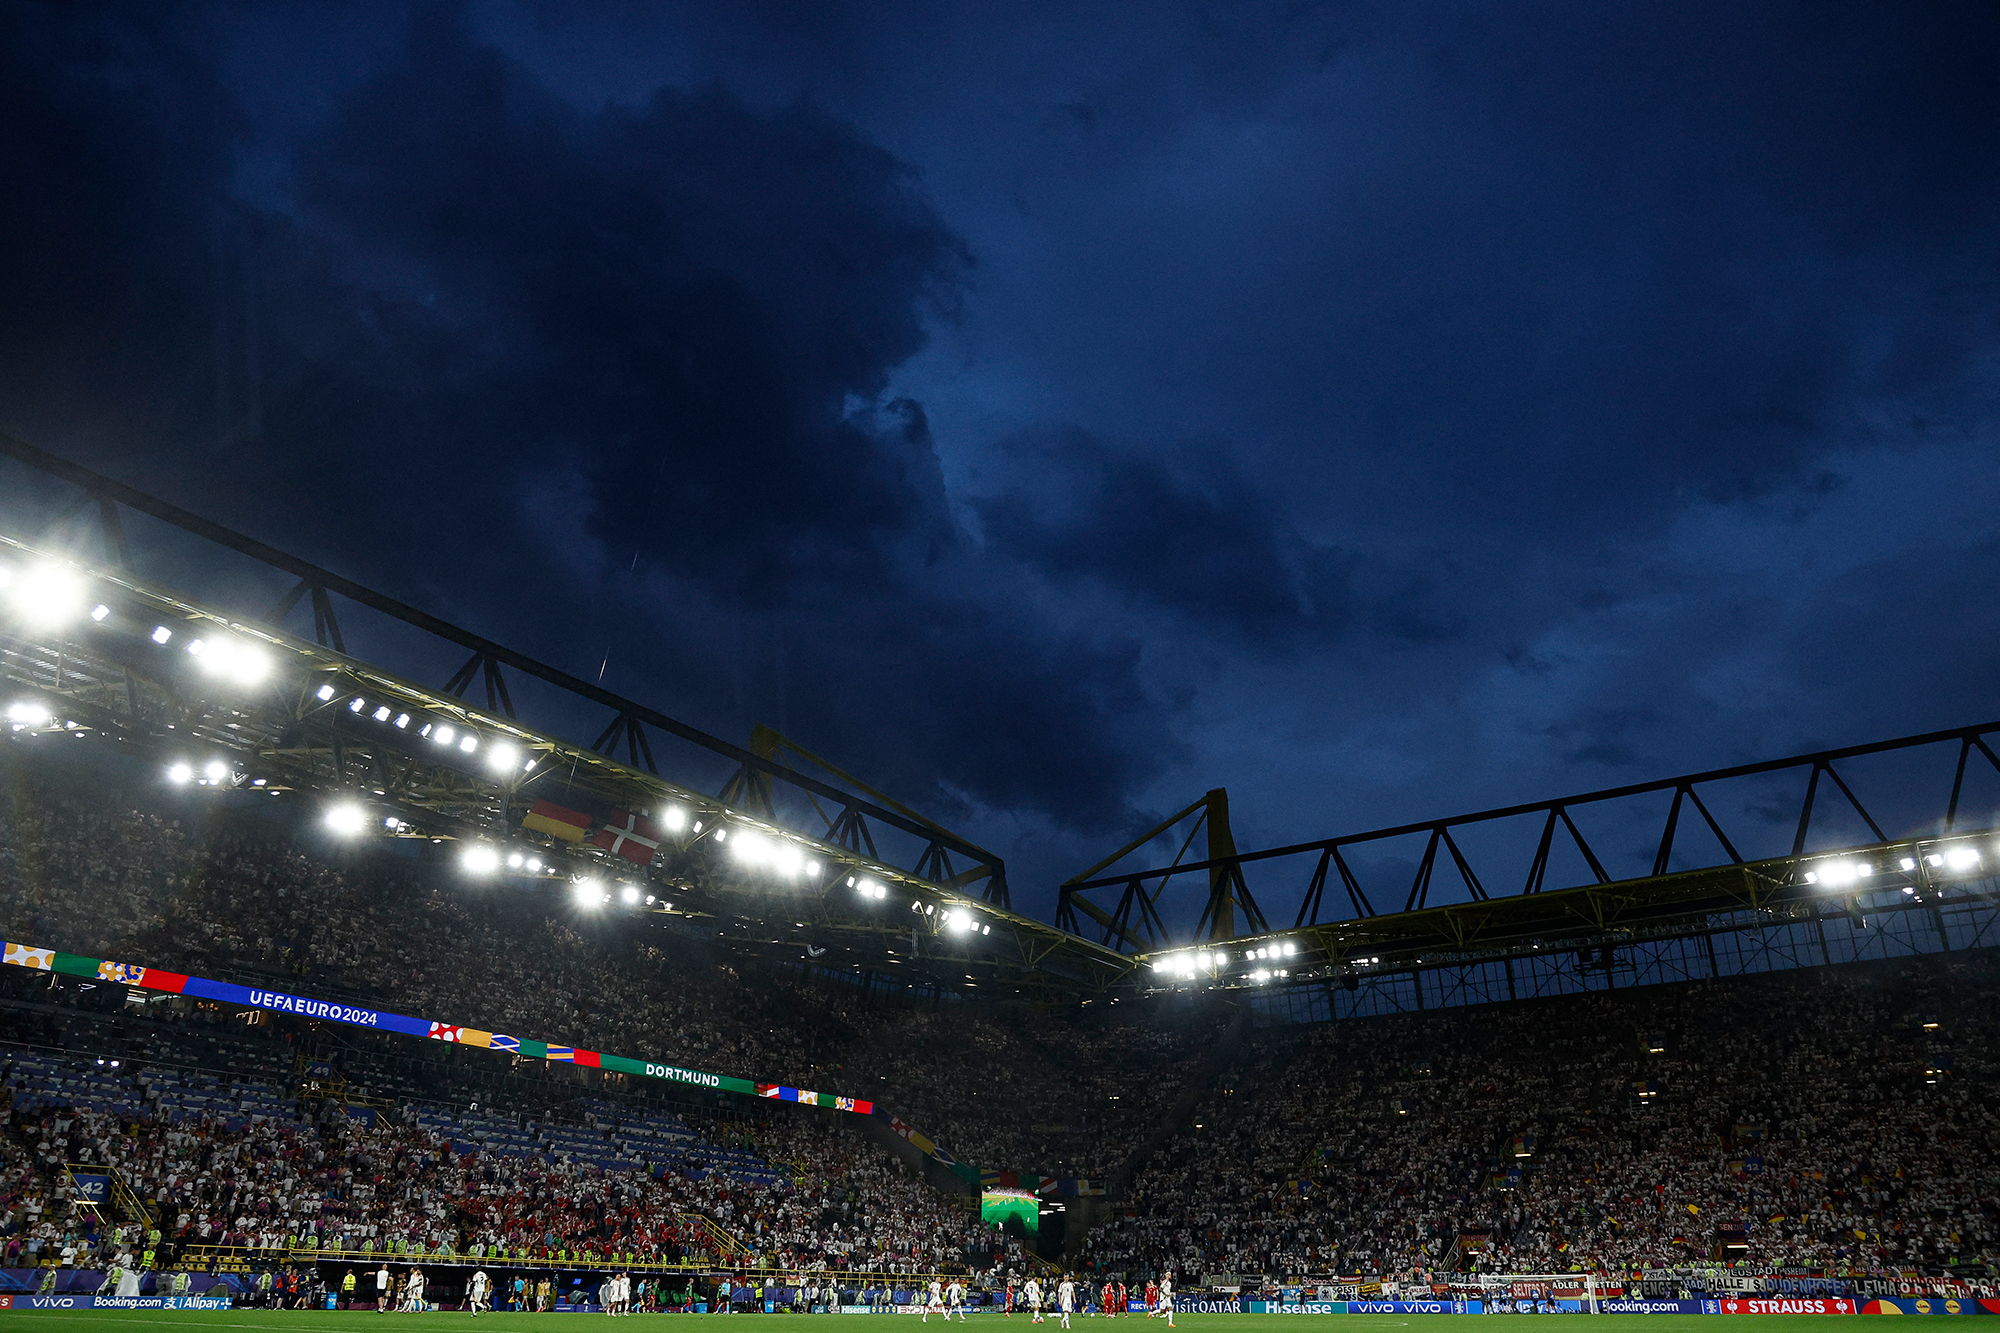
[1469,1273,1604,1313]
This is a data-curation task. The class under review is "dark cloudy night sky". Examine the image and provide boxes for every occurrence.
[3,1,1998,925]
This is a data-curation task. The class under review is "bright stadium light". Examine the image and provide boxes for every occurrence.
[434,724,456,745]
[774,844,804,878]
[6,701,49,727]
[9,564,85,627]
[316,683,336,700]
[620,885,641,905]
[574,879,603,908]
[394,713,411,729]
[486,742,520,774]
[662,805,686,830]
[461,845,501,875]
[167,762,193,784]
[507,852,524,868]
[730,831,763,863]
[372,705,392,722]
[1946,846,1981,872]
[325,804,366,836]
[1899,856,1918,871]
[152,626,173,644]
[90,604,110,622]
[190,636,272,686]
[204,759,229,782]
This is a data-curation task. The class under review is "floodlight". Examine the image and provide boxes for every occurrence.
[620,885,641,905]
[325,804,366,836]
[486,742,520,773]
[90,604,110,622]
[395,714,410,729]
[1899,857,1917,871]
[316,683,336,700]
[1926,853,1945,867]
[574,879,603,908]
[459,734,477,753]
[1152,960,1166,972]
[204,760,229,782]
[1817,862,1858,887]
[1946,846,1980,871]
[348,696,365,712]
[372,706,392,722]
[730,832,762,863]
[10,565,85,627]
[982,924,990,936]
[434,725,456,745]
[805,860,821,878]
[526,857,541,871]
[6,701,49,726]
[507,852,524,868]
[167,763,193,784]
[775,845,804,877]
[152,626,173,644]
[661,805,686,830]
[384,817,402,830]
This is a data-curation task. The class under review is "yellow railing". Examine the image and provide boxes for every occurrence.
[677,1212,748,1258]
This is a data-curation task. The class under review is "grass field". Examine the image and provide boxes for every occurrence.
[0,1315,1940,1332]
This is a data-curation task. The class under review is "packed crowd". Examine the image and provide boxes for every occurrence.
[7,757,2000,1289]
[1084,951,2000,1281]
[0,769,1199,1183]
[0,1021,1014,1278]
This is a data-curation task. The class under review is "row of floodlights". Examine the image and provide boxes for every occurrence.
[1804,846,1982,886]
[1,563,276,686]
[316,683,534,775]
[571,879,667,910]
[843,873,992,934]
[1153,939,1301,980]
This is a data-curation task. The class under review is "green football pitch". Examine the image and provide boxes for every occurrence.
[0,1315,1936,1331]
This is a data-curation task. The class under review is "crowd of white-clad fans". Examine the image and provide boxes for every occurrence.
[1084,951,1999,1281]
[0,778,1201,1184]
[0,1010,1020,1279]
[2,762,1997,1290]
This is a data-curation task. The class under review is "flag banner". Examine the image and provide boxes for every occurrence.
[593,810,663,865]
[523,800,593,842]
[0,935,870,1125]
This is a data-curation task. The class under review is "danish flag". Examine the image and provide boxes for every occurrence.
[593,810,663,865]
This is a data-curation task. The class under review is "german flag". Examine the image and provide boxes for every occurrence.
[523,800,591,842]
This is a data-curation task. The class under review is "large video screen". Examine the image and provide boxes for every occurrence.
[981,1188,1039,1234]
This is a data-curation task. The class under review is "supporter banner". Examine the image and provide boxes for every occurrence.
[0,936,873,1119]
[1713,1297,1857,1314]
